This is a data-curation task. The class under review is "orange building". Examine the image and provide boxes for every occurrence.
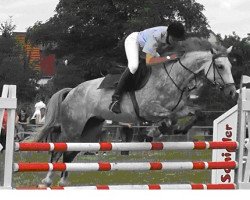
[14,32,55,77]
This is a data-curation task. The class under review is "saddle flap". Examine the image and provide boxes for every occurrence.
[98,74,121,89]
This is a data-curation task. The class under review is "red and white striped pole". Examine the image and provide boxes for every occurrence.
[16,183,236,190]
[14,161,238,172]
[15,141,238,152]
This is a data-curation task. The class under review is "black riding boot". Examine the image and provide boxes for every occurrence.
[109,69,134,114]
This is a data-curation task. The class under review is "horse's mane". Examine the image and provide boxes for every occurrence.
[166,37,226,53]
[182,37,226,52]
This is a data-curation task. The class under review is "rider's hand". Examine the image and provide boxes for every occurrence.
[170,54,179,60]
[166,53,183,61]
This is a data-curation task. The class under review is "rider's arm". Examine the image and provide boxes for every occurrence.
[146,53,178,66]
[143,35,177,66]
[146,54,169,66]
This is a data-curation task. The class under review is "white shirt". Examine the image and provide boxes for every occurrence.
[34,101,46,111]
[31,109,41,120]
[31,109,45,124]
[31,101,46,121]
[137,26,168,56]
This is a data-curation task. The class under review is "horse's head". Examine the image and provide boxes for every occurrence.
[168,38,237,101]
[202,46,237,100]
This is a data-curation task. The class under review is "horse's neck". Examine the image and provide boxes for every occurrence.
[150,51,211,90]
[182,51,212,73]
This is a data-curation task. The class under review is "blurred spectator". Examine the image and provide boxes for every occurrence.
[17,108,30,131]
[30,102,46,125]
[36,107,46,125]
[0,110,8,152]
[0,110,19,151]
[30,97,46,124]
[34,97,46,111]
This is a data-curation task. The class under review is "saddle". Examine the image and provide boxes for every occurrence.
[98,62,152,122]
[98,62,151,91]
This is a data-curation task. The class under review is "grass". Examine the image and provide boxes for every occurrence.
[5,150,213,187]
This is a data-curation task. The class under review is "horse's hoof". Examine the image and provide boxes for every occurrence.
[41,178,52,187]
[58,180,70,187]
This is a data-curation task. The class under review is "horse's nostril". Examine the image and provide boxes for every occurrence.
[230,90,236,96]
[229,90,238,101]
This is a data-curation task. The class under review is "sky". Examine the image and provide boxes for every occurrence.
[0,0,250,38]
[0,0,59,32]
[196,0,250,38]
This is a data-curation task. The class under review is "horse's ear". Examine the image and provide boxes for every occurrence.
[210,48,217,54]
[227,46,233,53]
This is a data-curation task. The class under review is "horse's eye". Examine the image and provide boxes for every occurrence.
[217,65,224,70]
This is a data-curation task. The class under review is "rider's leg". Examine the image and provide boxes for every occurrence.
[109,68,134,113]
[109,32,139,114]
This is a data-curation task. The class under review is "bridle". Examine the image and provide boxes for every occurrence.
[163,53,235,111]
[204,53,235,89]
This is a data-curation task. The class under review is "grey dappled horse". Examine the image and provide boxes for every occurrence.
[35,38,236,187]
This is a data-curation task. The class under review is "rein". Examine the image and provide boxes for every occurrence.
[163,53,235,111]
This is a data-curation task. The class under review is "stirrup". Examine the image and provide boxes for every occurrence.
[109,101,121,114]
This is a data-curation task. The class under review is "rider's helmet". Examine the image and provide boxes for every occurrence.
[167,22,185,40]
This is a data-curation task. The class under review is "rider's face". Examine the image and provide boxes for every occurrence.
[168,35,181,45]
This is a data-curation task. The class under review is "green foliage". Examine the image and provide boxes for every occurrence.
[218,32,250,60]
[217,32,250,85]
[0,20,39,102]
[27,0,210,89]
[0,17,16,38]
[53,61,85,90]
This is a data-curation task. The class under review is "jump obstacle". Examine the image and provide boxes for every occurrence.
[0,77,250,189]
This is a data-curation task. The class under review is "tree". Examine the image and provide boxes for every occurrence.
[0,17,16,38]
[0,19,39,102]
[27,0,210,90]
[216,32,250,86]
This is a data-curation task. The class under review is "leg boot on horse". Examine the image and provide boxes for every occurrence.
[109,69,134,114]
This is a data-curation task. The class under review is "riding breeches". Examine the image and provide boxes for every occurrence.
[125,32,140,74]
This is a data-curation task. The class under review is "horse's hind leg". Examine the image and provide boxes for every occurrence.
[40,151,63,187]
[58,151,79,186]
[57,117,104,186]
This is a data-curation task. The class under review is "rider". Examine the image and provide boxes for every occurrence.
[109,22,186,114]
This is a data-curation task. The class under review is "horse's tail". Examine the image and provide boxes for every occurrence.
[34,88,72,142]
